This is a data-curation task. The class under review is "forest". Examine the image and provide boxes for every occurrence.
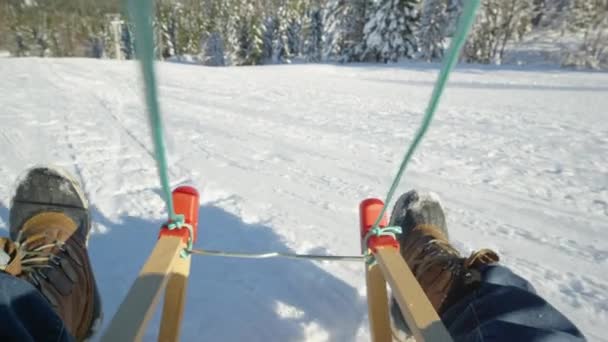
[0,0,606,69]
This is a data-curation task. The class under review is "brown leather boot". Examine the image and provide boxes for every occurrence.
[399,224,499,313]
[389,190,499,332]
[1,167,102,341]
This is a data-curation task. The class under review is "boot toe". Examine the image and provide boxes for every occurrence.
[390,190,448,242]
[9,167,89,240]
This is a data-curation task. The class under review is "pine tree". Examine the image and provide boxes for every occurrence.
[271,5,293,63]
[236,2,264,65]
[249,14,265,65]
[121,22,135,60]
[157,1,182,58]
[362,0,420,63]
[538,0,569,29]
[224,17,241,65]
[287,16,302,57]
[89,36,105,58]
[324,0,371,62]
[218,0,241,65]
[303,6,324,62]
[5,2,54,57]
[177,1,205,56]
[201,31,226,65]
[31,26,51,57]
[531,0,546,26]
[445,0,463,36]
[263,16,276,62]
[418,0,449,61]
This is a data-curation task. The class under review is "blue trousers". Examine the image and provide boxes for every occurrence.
[442,265,585,341]
[0,265,585,341]
[0,272,73,341]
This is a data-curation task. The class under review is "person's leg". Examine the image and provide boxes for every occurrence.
[442,265,584,341]
[0,166,102,341]
[0,271,73,342]
[389,190,585,341]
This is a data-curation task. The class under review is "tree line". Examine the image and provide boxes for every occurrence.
[1,0,606,69]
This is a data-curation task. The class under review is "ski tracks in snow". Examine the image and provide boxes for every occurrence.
[0,59,606,341]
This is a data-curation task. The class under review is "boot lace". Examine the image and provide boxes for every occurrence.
[409,238,463,291]
[407,228,499,293]
[2,231,79,297]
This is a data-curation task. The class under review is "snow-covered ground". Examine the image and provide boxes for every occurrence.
[0,58,606,341]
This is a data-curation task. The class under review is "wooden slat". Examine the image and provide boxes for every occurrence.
[375,248,453,342]
[365,263,392,342]
[101,236,185,342]
[158,252,192,342]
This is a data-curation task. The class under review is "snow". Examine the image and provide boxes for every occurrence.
[0,58,606,341]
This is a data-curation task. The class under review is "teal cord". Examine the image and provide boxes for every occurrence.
[129,0,192,256]
[128,0,179,223]
[370,0,481,230]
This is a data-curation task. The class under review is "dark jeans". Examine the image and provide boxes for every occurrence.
[0,265,586,341]
[442,265,585,341]
[391,265,585,341]
[0,272,73,342]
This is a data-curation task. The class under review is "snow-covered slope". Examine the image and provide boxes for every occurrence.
[0,58,606,341]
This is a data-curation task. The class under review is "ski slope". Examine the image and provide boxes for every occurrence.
[0,58,606,341]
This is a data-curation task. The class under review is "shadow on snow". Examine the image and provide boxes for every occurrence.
[89,204,366,342]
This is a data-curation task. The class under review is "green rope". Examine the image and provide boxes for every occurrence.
[370,0,481,230]
[128,0,179,223]
[129,0,191,256]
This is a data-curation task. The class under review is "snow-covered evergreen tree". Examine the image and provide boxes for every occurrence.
[221,0,242,65]
[4,2,55,57]
[536,0,569,29]
[121,22,135,60]
[271,5,294,63]
[236,2,264,65]
[13,32,29,57]
[362,0,420,62]
[324,0,371,62]
[418,0,449,61]
[287,17,302,57]
[200,31,225,66]
[89,36,105,58]
[444,0,463,36]
[33,28,51,57]
[263,16,276,62]
[176,1,205,56]
[157,1,182,59]
[303,7,324,62]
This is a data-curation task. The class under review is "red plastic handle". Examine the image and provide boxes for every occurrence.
[359,198,398,252]
[158,186,200,243]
